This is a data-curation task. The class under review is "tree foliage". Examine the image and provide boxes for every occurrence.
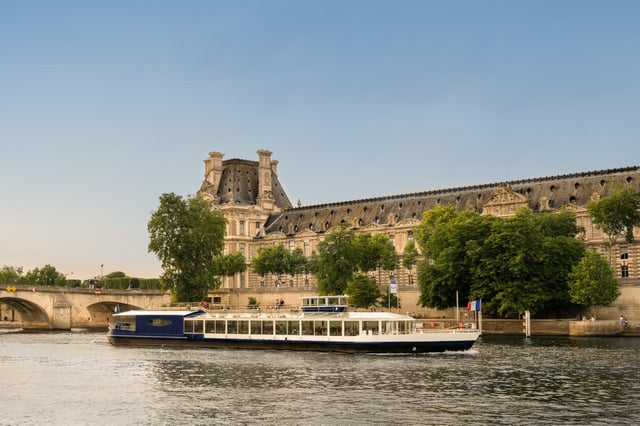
[568,250,620,307]
[414,206,494,310]
[24,264,66,287]
[353,233,399,274]
[309,226,399,296]
[251,244,289,286]
[345,274,381,308]
[414,206,586,317]
[402,239,419,272]
[215,252,247,277]
[587,185,640,260]
[0,265,24,284]
[148,193,226,302]
[288,247,308,277]
[308,226,357,295]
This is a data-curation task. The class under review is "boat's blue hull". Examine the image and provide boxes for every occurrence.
[107,334,477,353]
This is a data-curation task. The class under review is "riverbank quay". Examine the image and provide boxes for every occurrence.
[455,318,640,337]
[0,321,21,329]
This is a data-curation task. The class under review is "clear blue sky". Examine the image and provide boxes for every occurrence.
[1,1,639,280]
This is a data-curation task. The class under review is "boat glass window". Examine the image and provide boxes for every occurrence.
[328,297,339,305]
[227,320,237,334]
[382,321,396,335]
[275,321,287,335]
[363,321,379,335]
[344,321,359,336]
[302,320,314,335]
[288,320,300,335]
[314,320,327,336]
[238,320,249,334]
[114,316,135,331]
[148,318,172,327]
[329,321,342,336]
[251,320,261,334]
[193,320,203,334]
[205,320,216,333]
[184,320,194,333]
[262,320,273,335]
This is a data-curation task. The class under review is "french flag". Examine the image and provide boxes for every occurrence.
[467,299,481,311]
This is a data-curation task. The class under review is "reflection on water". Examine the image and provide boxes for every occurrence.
[1,332,639,425]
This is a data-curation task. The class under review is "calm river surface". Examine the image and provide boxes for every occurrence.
[1,330,639,425]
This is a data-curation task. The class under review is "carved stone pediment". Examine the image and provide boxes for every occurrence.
[559,203,587,213]
[264,231,286,241]
[360,223,384,232]
[396,218,422,228]
[295,229,317,238]
[482,184,528,217]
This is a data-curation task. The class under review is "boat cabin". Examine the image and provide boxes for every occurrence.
[301,295,348,313]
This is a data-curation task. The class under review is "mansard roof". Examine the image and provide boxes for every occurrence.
[263,166,640,236]
[199,158,293,209]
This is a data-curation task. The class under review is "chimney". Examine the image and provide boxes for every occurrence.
[204,151,224,188]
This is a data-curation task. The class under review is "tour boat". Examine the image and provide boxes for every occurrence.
[107,296,480,353]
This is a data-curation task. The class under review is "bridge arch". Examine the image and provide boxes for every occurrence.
[0,296,50,329]
[73,301,143,329]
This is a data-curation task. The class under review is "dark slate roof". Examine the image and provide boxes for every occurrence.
[199,158,293,209]
[263,166,640,236]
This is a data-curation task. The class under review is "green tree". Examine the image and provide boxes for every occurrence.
[215,252,247,277]
[353,233,398,276]
[0,266,24,284]
[473,209,584,317]
[106,271,126,279]
[568,250,620,316]
[345,274,381,308]
[287,247,308,285]
[251,244,290,286]
[24,264,66,287]
[414,206,585,317]
[414,206,494,310]
[402,240,419,284]
[587,185,640,262]
[308,226,358,295]
[148,193,226,302]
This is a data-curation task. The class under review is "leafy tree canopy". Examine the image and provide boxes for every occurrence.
[345,273,381,309]
[414,206,495,310]
[308,226,358,295]
[587,184,640,256]
[0,265,24,284]
[148,193,226,302]
[252,244,290,278]
[24,264,66,287]
[414,206,586,317]
[568,250,620,307]
[402,239,419,271]
[215,252,247,277]
[309,226,399,296]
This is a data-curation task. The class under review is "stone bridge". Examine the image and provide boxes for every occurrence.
[0,285,170,330]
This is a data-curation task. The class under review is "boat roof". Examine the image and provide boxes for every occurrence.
[112,309,414,321]
[112,310,207,318]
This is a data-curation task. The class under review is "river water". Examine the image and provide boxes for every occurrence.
[0,330,639,426]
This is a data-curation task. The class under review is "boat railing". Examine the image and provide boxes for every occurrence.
[417,320,477,331]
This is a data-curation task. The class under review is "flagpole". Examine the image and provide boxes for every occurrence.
[456,291,459,326]
[478,298,483,335]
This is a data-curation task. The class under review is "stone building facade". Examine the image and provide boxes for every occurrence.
[198,150,640,292]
